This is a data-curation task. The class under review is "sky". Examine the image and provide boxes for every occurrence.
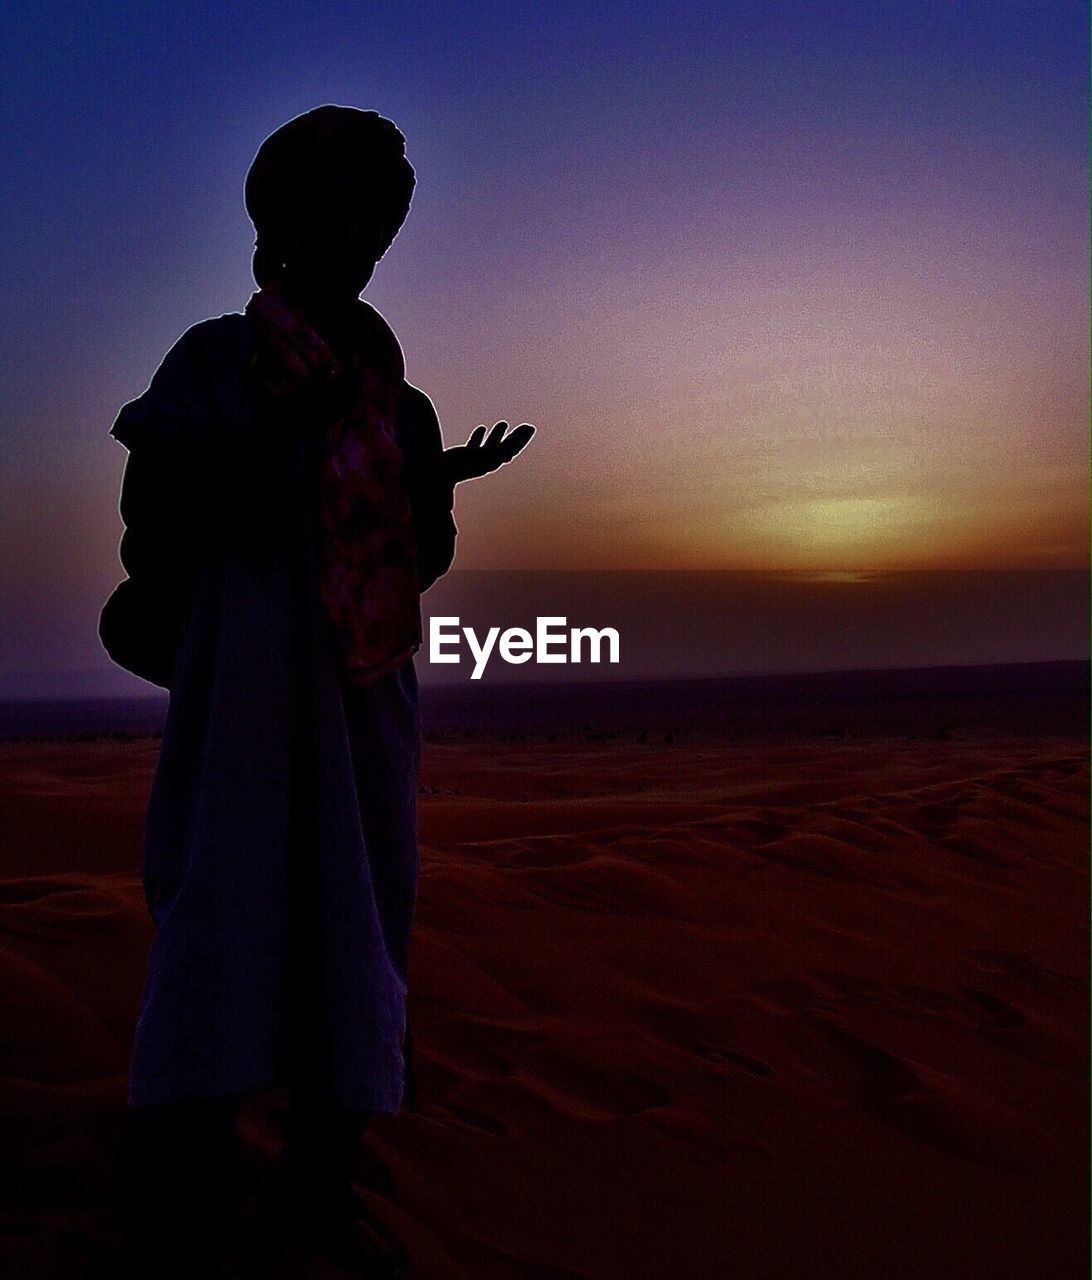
[0,0,1088,687]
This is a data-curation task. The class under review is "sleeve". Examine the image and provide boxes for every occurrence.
[100,326,220,687]
[110,319,307,565]
[100,320,306,687]
[99,443,202,688]
[396,382,458,592]
[109,328,220,572]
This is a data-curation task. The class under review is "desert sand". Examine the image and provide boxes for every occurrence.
[0,685,1087,1278]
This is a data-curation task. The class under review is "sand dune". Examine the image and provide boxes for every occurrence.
[0,726,1086,1278]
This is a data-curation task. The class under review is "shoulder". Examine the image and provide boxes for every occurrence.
[169,311,251,365]
[126,311,251,388]
[110,311,253,450]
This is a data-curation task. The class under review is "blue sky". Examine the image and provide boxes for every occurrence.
[1,0,1087,684]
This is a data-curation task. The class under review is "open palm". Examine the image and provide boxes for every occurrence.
[440,420,535,485]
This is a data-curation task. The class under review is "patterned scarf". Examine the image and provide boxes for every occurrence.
[245,287,422,686]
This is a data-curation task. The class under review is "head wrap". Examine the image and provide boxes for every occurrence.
[244,104,416,288]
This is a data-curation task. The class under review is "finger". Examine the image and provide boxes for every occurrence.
[491,424,535,464]
[466,425,487,449]
[502,423,535,455]
[484,420,508,450]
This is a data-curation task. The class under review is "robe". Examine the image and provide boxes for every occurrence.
[100,310,457,1113]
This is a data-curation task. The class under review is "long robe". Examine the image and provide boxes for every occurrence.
[100,309,457,1113]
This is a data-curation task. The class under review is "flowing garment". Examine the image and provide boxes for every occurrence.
[101,308,456,1112]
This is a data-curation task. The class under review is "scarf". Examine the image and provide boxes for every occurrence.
[245,287,422,686]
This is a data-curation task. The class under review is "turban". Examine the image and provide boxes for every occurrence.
[244,105,416,287]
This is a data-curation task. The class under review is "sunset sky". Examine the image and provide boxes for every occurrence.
[1,1,1087,685]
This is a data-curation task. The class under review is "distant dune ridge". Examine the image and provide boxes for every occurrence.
[0,662,1087,1278]
[2,568,1086,700]
[0,658,1087,740]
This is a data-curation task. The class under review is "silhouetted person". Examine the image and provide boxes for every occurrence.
[100,104,534,1277]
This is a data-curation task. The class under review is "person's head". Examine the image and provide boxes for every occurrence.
[244,104,415,304]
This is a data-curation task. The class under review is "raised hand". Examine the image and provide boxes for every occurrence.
[440,420,535,485]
